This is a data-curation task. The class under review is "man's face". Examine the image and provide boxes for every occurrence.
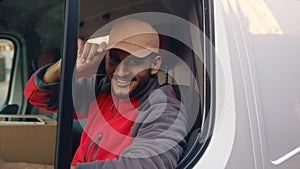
[105,49,156,98]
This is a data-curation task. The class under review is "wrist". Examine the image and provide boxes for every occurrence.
[43,60,61,83]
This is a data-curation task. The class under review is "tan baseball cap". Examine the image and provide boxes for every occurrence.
[106,19,159,58]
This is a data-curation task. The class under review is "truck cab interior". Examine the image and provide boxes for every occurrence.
[0,0,214,168]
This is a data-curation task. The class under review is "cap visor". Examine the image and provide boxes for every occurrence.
[106,42,153,58]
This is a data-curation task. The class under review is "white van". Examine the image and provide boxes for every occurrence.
[0,0,299,168]
[203,0,300,168]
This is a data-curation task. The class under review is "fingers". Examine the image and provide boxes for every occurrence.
[97,42,107,53]
[85,44,99,63]
[77,39,85,58]
[79,41,108,64]
[80,43,92,63]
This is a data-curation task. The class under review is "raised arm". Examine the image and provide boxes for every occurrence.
[24,39,107,111]
[43,39,107,83]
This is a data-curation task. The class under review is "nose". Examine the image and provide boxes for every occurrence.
[114,62,129,77]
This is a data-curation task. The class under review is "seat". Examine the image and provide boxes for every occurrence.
[176,128,201,168]
[172,85,202,168]
[172,85,201,134]
[0,104,19,114]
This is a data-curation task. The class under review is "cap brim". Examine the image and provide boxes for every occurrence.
[106,42,154,58]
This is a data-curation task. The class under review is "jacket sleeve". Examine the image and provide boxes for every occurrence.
[73,74,110,118]
[24,64,60,111]
[76,86,188,169]
[24,64,100,115]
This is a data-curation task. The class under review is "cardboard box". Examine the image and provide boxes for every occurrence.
[0,115,57,164]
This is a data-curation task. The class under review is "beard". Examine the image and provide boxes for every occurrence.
[111,69,151,99]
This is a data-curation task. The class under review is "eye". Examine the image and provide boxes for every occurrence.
[109,54,120,64]
[128,58,142,65]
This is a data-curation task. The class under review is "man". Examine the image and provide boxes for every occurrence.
[24,19,187,169]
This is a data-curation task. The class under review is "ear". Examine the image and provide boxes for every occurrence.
[150,55,162,75]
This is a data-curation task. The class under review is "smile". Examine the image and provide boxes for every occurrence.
[115,78,131,87]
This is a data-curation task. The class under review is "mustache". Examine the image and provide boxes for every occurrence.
[112,75,137,82]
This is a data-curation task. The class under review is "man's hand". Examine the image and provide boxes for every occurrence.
[43,39,107,83]
[76,39,107,78]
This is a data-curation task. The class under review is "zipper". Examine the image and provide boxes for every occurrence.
[109,103,118,120]
[84,100,118,162]
[84,132,96,162]
[111,109,118,120]
[91,133,104,161]
[84,133,104,162]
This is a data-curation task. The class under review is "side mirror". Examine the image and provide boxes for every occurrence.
[0,55,5,82]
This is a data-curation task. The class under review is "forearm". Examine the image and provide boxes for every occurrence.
[24,64,60,111]
[43,59,61,84]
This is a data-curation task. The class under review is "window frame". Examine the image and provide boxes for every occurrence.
[174,0,215,168]
[54,0,216,168]
[0,33,24,113]
[54,0,78,168]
